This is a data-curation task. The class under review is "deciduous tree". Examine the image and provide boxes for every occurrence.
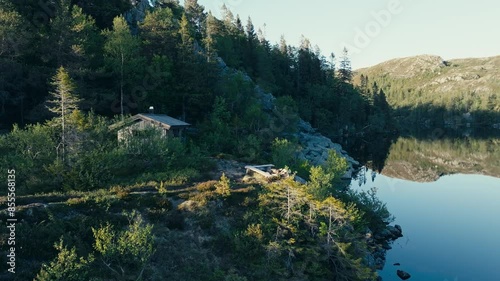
[103,16,141,119]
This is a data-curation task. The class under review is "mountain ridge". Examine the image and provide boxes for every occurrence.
[353,54,500,129]
[355,54,500,73]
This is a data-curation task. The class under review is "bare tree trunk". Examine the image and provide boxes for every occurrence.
[62,90,65,164]
[286,185,293,224]
[327,206,333,246]
[121,52,124,121]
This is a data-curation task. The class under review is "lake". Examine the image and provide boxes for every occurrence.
[350,136,500,281]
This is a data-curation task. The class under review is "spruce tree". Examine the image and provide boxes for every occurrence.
[184,0,206,37]
[338,47,352,83]
[235,14,244,33]
[139,7,178,59]
[244,17,257,75]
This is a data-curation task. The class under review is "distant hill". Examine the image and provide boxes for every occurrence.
[354,55,500,129]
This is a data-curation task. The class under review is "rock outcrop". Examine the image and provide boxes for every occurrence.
[397,270,411,280]
[219,56,360,176]
[215,45,401,276]
[364,224,404,270]
[295,119,360,176]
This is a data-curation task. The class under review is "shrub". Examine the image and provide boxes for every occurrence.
[271,138,297,168]
[156,181,168,194]
[92,211,154,280]
[196,181,217,192]
[35,239,94,281]
[215,173,231,197]
[66,197,88,206]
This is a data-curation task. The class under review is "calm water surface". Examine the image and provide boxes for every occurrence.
[353,171,500,281]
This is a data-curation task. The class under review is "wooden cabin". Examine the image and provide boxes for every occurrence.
[109,114,190,142]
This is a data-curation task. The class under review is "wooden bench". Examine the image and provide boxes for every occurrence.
[244,164,275,178]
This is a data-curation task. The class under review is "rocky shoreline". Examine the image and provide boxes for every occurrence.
[226,57,403,278]
[365,224,404,271]
[295,119,404,276]
[295,119,360,179]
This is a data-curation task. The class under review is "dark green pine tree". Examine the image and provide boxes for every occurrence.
[139,7,178,60]
[45,0,74,67]
[183,0,206,38]
[175,13,216,122]
[235,14,244,33]
[243,16,258,76]
[71,0,132,29]
[0,1,32,124]
[338,47,352,83]
[44,0,102,70]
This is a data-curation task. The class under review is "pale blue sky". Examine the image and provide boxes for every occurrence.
[196,0,500,69]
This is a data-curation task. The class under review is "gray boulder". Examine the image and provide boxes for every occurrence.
[397,270,411,280]
[388,225,403,238]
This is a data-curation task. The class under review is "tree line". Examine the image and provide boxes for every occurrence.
[0,0,393,139]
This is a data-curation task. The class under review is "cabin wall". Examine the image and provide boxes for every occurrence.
[117,120,175,142]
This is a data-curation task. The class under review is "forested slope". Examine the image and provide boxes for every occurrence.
[0,0,392,137]
[0,1,400,280]
[354,55,500,131]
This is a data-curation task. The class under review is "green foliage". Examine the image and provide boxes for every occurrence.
[215,173,231,197]
[324,150,349,183]
[271,138,297,168]
[237,134,263,162]
[157,181,168,194]
[72,0,132,29]
[140,7,177,59]
[247,178,378,280]
[359,187,392,220]
[1,110,206,194]
[273,96,300,133]
[92,211,154,279]
[103,16,141,67]
[35,239,94,281]
[103,15,142,117]
[307,166,332,200]
[0,3,403,280]
[355,56,500,130]
[203,96,232,153]
[339,47,352,82]
[306,150,348,200]
[0,1,30,58]
[0,124,56,194]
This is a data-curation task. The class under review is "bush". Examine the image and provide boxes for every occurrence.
[196,181,217,192]
[35,239,94,281]
[271,138,297,168]
[348,187,394,231]
[306,150,349,200]
[0,124,57,194]
[215,173,231,198]
[66,197,88,206]
[110,185,131,195]
[92,211,154,280]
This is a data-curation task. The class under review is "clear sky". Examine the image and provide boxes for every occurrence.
[196,0,500,69]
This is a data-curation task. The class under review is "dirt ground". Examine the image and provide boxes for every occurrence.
[211,159,249,182]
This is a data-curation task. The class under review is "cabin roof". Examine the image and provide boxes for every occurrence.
[136,114,190,127]
[109,114,190,130]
